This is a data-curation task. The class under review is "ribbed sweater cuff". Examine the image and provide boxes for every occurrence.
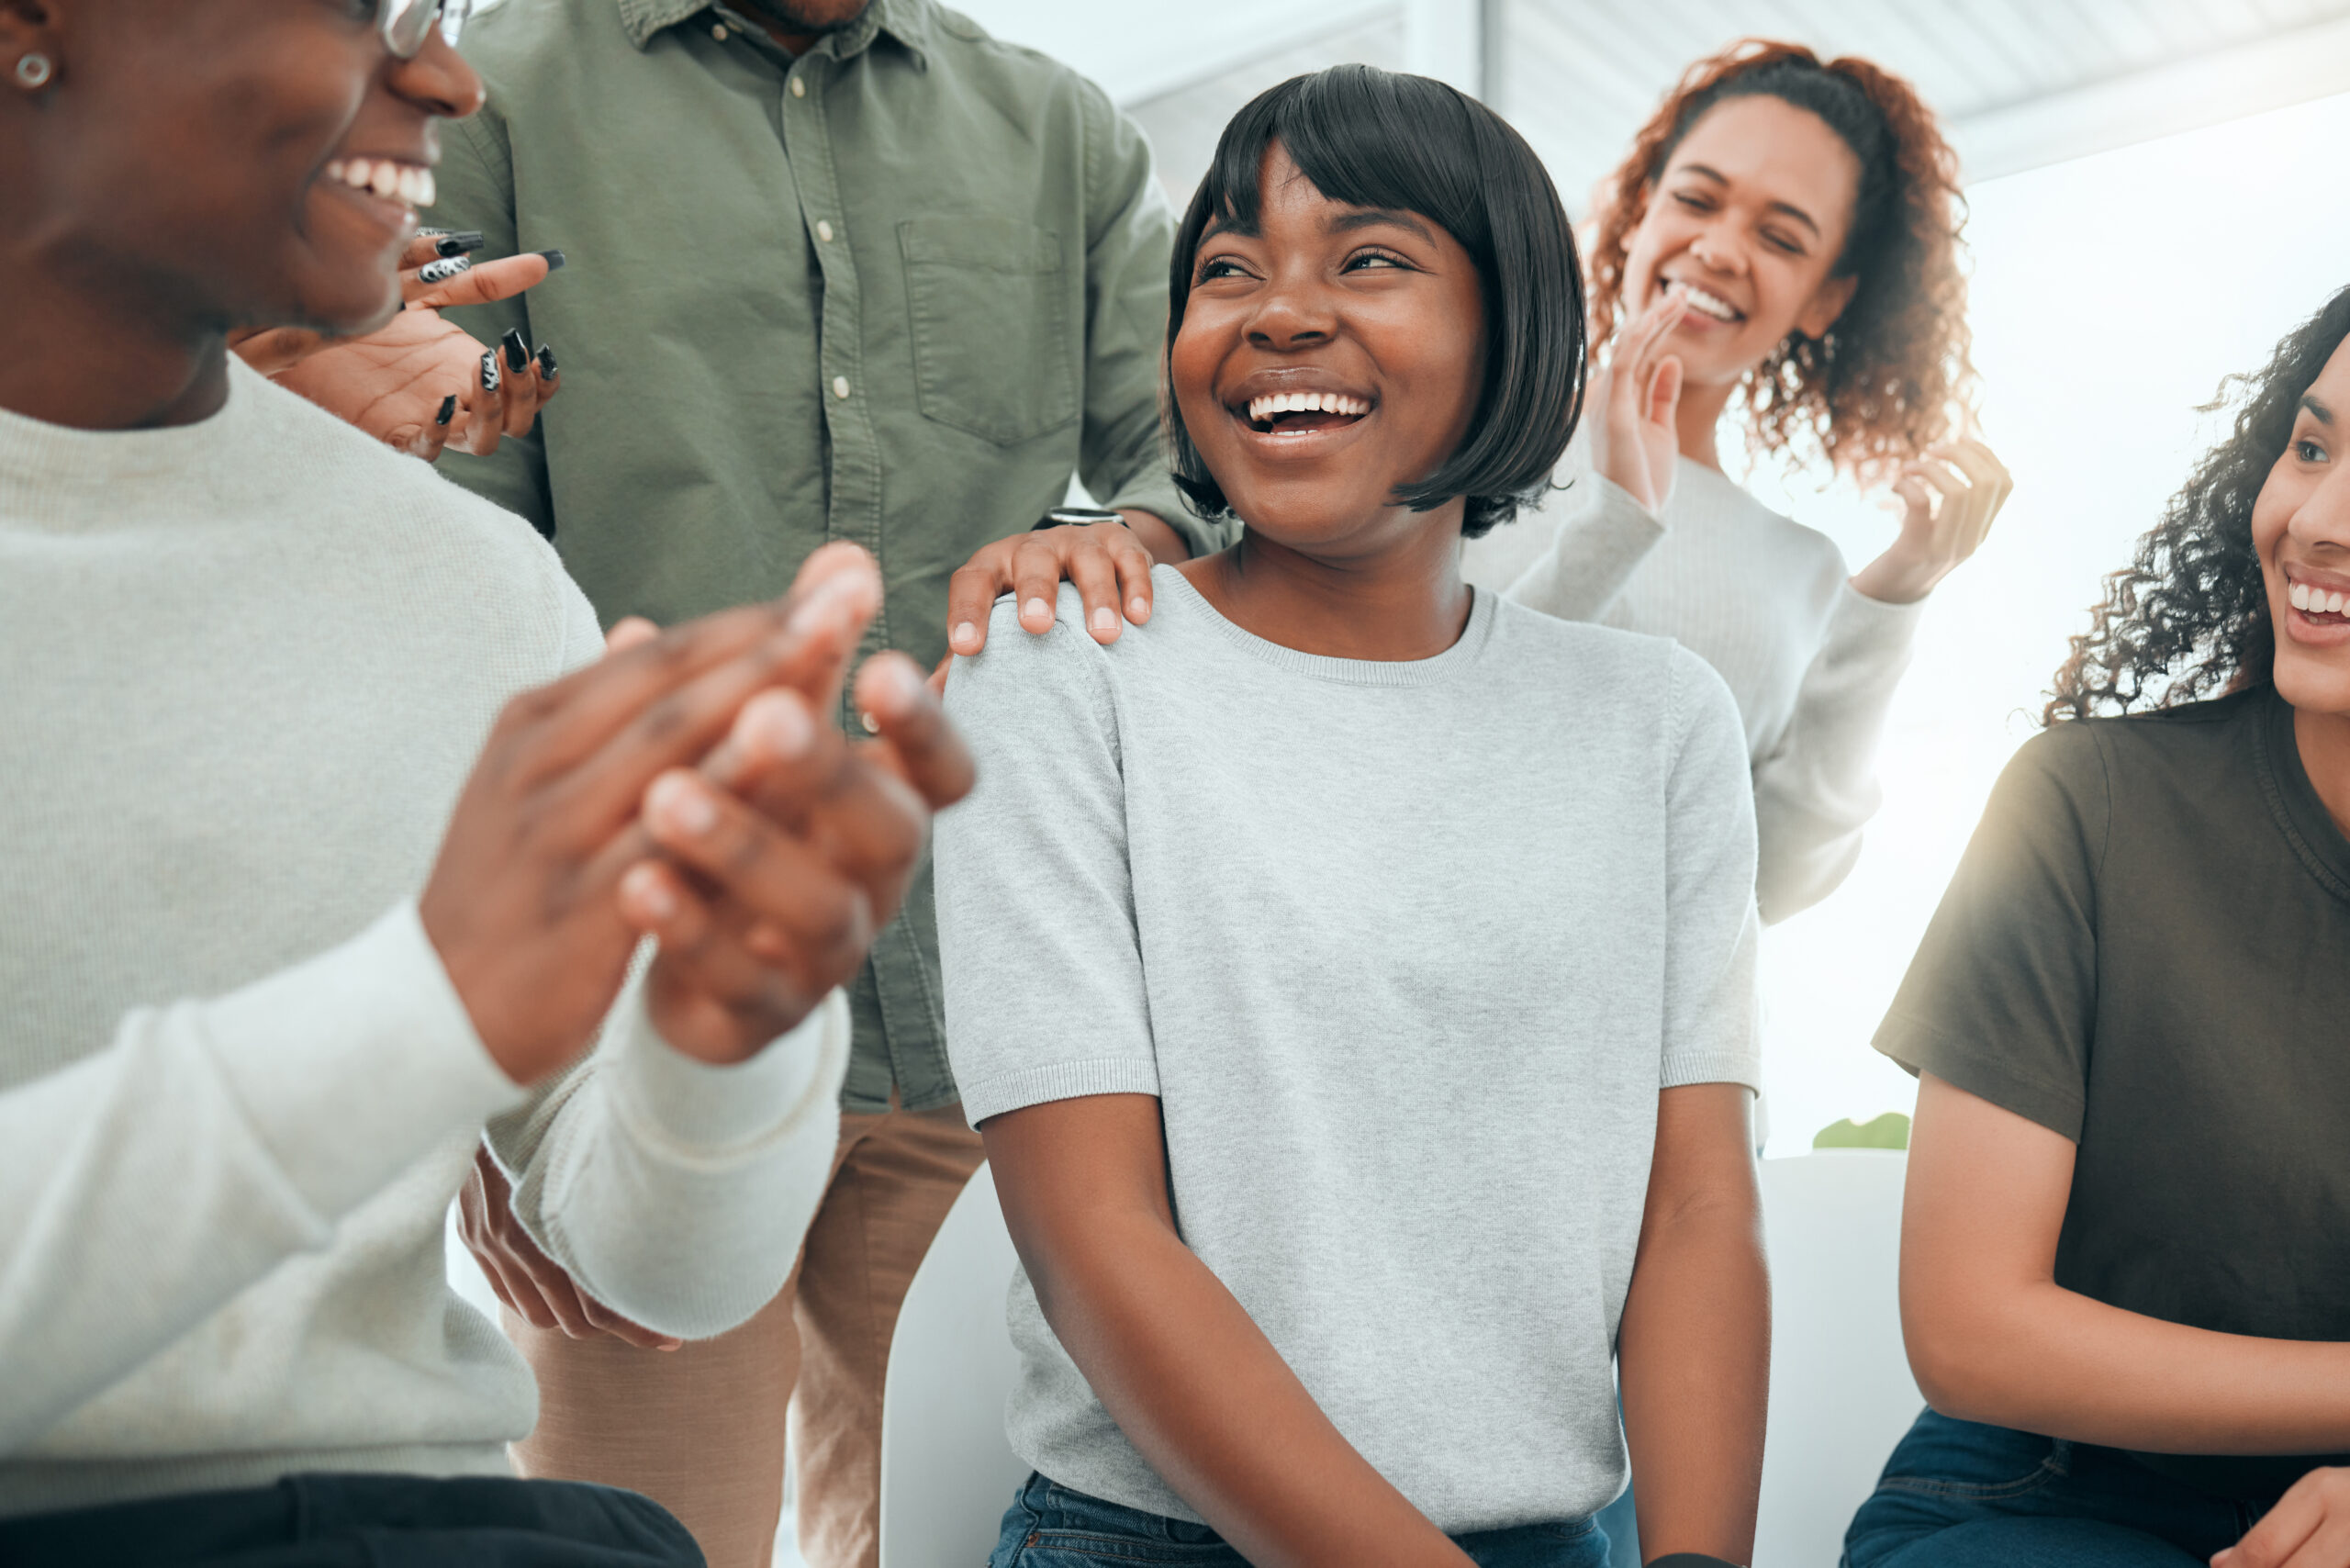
[956,1056,1161,1127]
[603,987,848,1159]
[201,900,524,1223]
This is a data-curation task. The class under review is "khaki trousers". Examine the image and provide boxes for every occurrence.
[506,1103,987,1568]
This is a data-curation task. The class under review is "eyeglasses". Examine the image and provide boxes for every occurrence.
[379,0,473,59]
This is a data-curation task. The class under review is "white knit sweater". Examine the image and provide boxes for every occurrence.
[1465,426,1922,923]
[0,360,847,1517]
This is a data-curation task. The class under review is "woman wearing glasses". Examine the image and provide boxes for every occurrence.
[0,2,969,1562]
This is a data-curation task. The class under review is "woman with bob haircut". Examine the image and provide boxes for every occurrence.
[1466,40,2013,924]
[1844,286,2350,1568]
[936,65,1767,1568]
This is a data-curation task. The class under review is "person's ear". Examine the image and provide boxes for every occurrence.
[1795,270,1860,340]
[0,0,63,93]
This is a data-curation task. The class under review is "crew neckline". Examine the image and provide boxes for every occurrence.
[2255,684,2350,903]
[1152,564,1495,688]
[0,359,258,516]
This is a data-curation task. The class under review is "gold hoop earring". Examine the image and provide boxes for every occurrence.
[14,53,54,89]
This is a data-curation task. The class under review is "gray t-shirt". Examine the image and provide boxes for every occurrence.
[934,566,1762,1532]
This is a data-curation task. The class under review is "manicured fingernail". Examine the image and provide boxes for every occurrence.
[1091,607,1115,633]
[416,225,453,238]
[434,230,486,258]
[435,394,456,425]
[1024,597,1049,623]
[535,344,558,378]
[1128,596,1148,620]
[621,861,677,922]
[536,249,566,272]
[860,711,881,734]
[741,690,814,758]
[951,621,978,650]
[648,772,718,836]
[501,329,530,373]
[418,255,471,286]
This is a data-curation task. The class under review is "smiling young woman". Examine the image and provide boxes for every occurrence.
[1465,40,2012,925]
[1841,288,2350,1568]
[936,65,1766,1568]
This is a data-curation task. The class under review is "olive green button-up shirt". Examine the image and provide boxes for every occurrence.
[433,0,1228,1112]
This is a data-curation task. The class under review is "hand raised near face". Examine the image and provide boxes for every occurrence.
[1595,291,1686,518]
[231,232,562,461]
[1849,436,2015,605]
[610,547,978,1064]
[416,549,890,1089]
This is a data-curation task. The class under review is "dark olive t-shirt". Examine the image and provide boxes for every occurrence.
[1877,686,2350,1499]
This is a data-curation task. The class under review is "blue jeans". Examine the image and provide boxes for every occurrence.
[0,1472,700,1566]
[990,1473,1609,1568]
[1845,1410,2276,1567]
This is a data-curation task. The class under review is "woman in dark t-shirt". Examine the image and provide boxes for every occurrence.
[1844,286,2350,1568]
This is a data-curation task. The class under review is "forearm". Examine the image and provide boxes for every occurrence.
[1025,1204,1472,1568]
[495,985,849,1340]
[1751,587,1922,923]
[1910,1282,2350,1455]
[1618,1176,1769,1563]
[0,902,518,1448]
[1504,475,1662,622]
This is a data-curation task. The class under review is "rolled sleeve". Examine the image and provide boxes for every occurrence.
[491,981,850,1339]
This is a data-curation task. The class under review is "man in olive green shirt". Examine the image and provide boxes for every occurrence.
[421,1,1231,1564]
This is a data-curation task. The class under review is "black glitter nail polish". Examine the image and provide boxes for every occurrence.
[535,249,566,273]
[415,225,453,238]
[501,329,529,374]
[535,344,559,378]
[434,231,486,258]
[480,352,500,393]
[435,394,456,425]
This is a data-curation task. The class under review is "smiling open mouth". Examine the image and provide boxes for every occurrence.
[1242,390,1372,434]
[2289,577,2350,623]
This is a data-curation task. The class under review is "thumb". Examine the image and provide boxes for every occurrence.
[412,250,560,311]
[1648,355,1684,428]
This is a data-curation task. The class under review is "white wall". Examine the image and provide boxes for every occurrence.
[1742,90,2350,1151]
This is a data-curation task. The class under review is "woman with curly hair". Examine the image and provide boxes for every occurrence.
[1465,39,2012,924]
[1845,286,2350,1566]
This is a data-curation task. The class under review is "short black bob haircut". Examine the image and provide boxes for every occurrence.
[1164,65,1587,541]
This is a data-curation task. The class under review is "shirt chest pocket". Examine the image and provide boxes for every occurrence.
[899,217,1079,446]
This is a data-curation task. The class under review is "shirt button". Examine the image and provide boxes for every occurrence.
[832,375,851,399]
[789,75,807,97]
[816,219,835,242]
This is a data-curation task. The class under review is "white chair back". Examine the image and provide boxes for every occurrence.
[878,1162,1027,1568]
[1753,1150,1921,1568]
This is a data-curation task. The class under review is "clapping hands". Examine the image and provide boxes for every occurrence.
[419,543,974,1088]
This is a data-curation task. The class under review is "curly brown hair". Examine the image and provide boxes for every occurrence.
[1583,39,1976,486]
[2044,288,2350,724]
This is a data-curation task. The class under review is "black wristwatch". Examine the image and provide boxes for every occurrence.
[1033,506,1125,532]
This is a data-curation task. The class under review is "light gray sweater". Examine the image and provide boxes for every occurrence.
[935,570,1760,1531]
[0,360,846,1517]
[1464,426,1923,924]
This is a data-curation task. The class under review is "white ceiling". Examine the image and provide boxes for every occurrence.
[953,0,2350,207]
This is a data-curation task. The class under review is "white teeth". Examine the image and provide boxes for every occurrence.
[1245,390,1371,425]
[330,158,431,207]
[2332,591,2347,615]
[1668,280,1740,321]
[2292,581,2311,610]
